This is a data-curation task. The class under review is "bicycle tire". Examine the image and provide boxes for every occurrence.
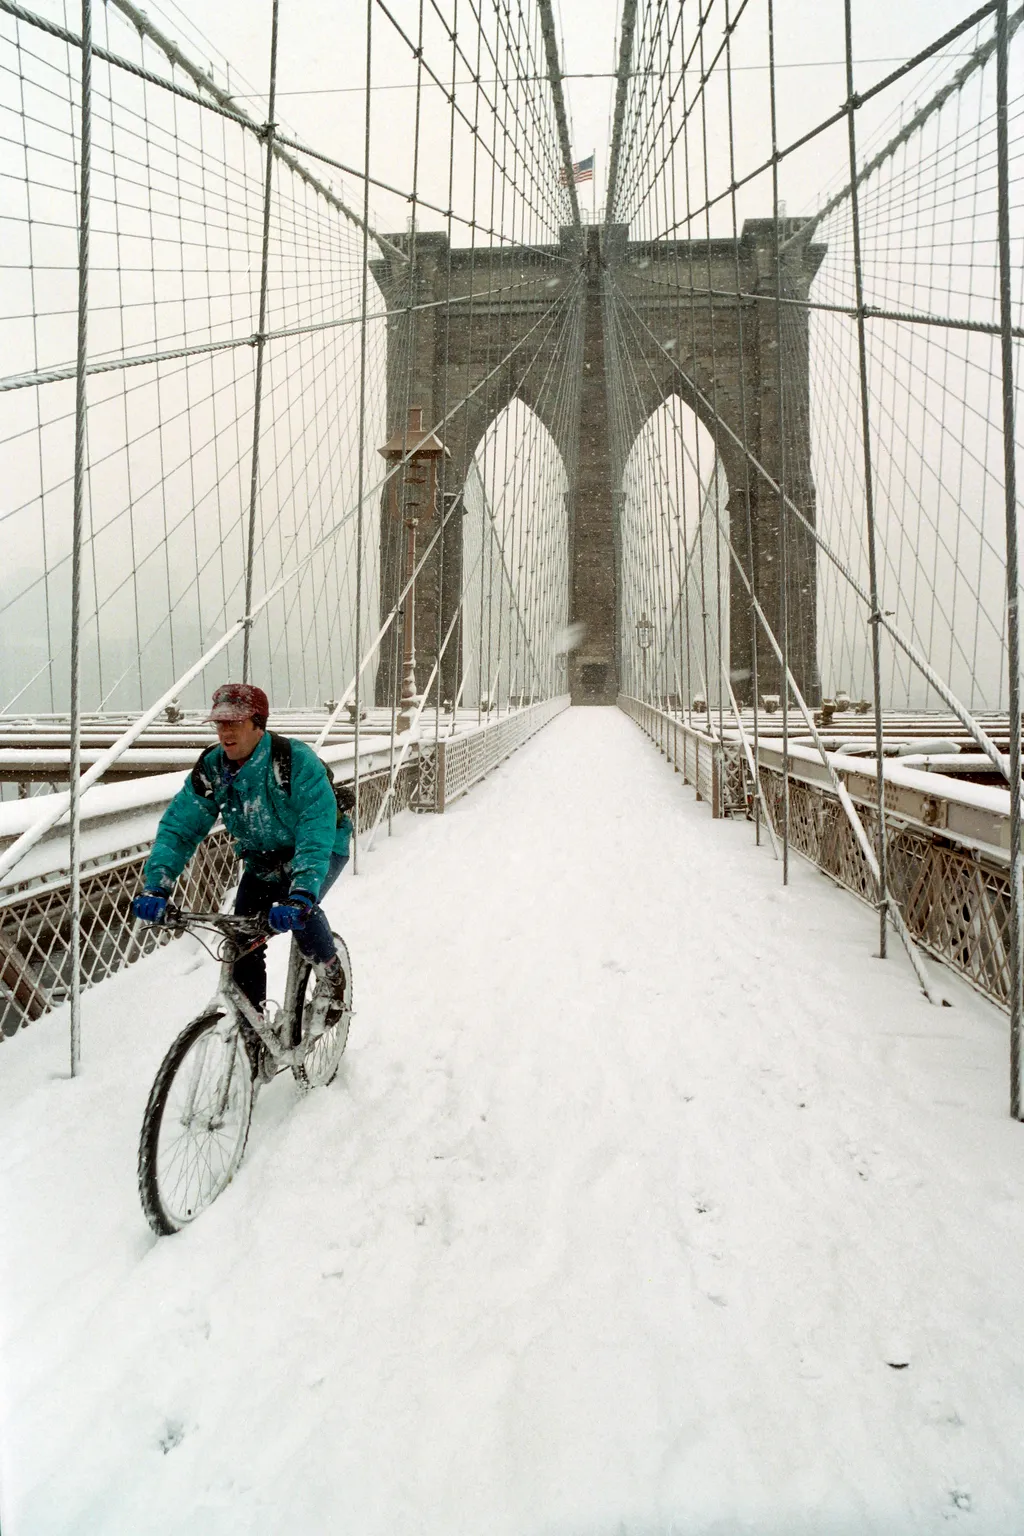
[138,1010,254,1235]
[293,934,352,1091]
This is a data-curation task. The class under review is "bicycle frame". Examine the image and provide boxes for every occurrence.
[209,935,313,1071]
[166,909,315,1074]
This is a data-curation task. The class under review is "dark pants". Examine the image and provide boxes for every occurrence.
[319,852,349,900]
[232,863,342,1009]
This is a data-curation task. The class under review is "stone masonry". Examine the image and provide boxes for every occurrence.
[370,219,825,707]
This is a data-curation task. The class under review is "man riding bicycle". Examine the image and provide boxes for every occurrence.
[132,682,349,1031]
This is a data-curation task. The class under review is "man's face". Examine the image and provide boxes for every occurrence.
[216,716,264,762]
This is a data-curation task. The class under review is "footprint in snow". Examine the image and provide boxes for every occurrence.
[159,1421,185,1455]
[945,1487,972,1516]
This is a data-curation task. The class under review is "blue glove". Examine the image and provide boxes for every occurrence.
[132,890,168,924]
[268,892,314,934]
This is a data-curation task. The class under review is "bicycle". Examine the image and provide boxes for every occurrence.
[137,905,353,1235]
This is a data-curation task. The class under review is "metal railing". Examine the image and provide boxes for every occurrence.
[430,695,571,810]
[0,761,419,1041]
[618,694,744,818]
[0,699,570,1042]
[620,694,1015,1011]
[755,748,1014,1009]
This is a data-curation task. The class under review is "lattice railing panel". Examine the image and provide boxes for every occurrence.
[759,766,1014,1009]
[0,829,238,1040]
[619,696,723,818]
[355,762,418,826]
[900,840,1013,1003]
[437,697,570,809]
[721,745,747,816]
[0,764,418,1041]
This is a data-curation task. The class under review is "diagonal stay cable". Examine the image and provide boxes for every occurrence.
[608,275,1013,781]
[0,269,584,871]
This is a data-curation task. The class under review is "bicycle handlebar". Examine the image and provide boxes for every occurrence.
[161,904,270,940]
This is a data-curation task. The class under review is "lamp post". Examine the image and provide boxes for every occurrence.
[636,612,655,698]
[399,513,419,730]
[379,406,447,732]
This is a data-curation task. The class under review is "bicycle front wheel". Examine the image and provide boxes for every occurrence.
[138,1010,254,1235]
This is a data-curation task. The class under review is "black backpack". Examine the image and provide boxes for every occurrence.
[191,732,353,826]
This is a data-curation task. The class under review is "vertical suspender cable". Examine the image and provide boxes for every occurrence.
[995,0,1023,1116]
[696,18,727,747]
[678,31,713,730]
[767,0,790,883]
[69,0,93,1077]
[352,0,374,873]
[660,34,693,730]
[395,0,425,746]
[432,0,459,759]
[844,0,890,959]
[242,0,281,683]
[725,0,762,842]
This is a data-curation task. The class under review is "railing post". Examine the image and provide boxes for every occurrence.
[69,0,94,1076]
[844,0,890,962]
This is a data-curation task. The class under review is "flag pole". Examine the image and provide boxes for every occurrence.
[592,146,596,223]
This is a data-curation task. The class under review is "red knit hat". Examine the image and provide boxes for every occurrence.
[207,682,270,723]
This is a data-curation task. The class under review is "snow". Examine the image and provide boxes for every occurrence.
[756,737,1013,819]
[3,706,1024,1534]
[0,737,397,890]
[0,735,400,839]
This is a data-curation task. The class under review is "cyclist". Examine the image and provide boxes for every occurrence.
[131,682,348,1029]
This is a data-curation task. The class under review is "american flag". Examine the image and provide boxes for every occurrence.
[559,154,594,186]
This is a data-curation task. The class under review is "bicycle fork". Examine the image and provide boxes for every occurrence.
[178,1023,243,1133]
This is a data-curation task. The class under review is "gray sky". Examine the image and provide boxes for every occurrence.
[4,0,1009,716]
[147,0,983,239]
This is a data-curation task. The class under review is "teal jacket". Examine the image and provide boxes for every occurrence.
[143,733,341,899]
[336,811,354,860]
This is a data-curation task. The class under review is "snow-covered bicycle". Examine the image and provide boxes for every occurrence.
[137,906,352,1235]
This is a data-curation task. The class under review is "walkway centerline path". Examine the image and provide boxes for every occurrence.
[2,707,1024,1533]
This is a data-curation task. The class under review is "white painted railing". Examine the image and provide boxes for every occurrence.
[429,695,571,810]
[0,698,570,1040]
[617,695,738,817]
[620,694,1017,1011]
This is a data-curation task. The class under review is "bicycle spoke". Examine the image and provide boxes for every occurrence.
[142,1018,253,1231]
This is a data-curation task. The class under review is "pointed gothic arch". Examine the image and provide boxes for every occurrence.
[371,221,823,705]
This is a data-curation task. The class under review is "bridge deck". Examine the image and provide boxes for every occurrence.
[2,708,1024,1530]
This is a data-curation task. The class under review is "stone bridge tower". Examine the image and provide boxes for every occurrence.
[370,219,824,708]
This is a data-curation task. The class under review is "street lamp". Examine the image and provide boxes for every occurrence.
[379,406,448,731]
[636,613,655,697]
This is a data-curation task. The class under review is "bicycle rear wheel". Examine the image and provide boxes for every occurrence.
[138,1010,254,1235]
[293,934,352,1090]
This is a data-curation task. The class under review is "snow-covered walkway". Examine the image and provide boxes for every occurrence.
[3,707,1024,1534]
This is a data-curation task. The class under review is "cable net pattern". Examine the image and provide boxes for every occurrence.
[0,0,584,1051]
[603,1,1022,730]
[1,0,389,716]
[810,48,1024,710]
[0,0,580,736]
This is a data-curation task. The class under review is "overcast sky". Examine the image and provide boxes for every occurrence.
[147,0,985,239]
[4,0,1008,716]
